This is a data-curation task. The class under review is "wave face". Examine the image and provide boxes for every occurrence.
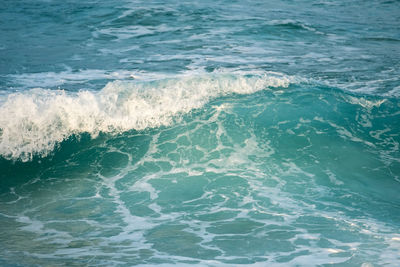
[0,73,292,161]
[1,79,399,266]
[1,0,400,266]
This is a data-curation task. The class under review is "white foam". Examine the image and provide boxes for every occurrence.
[96,24,187,40]
[267,19,325,35]
[346,95,386,109]
[9,69,139,88]
[0,72,294,161]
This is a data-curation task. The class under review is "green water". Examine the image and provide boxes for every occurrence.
[1,86,399,265]
[1,0,400,265]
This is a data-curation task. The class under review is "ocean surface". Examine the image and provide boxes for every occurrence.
[1,0,400,266]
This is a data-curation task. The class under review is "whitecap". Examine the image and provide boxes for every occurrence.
[0,72,295,161]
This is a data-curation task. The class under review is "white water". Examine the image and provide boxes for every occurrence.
[0,72,294,161]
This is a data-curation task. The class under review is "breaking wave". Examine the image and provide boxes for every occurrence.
[0,72,294,161]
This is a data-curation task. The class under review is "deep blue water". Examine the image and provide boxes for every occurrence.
[0,0,400,266]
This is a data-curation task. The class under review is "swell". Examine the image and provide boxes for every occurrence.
[0,72,293,161]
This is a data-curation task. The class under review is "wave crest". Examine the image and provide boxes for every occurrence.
[0,72,293,161]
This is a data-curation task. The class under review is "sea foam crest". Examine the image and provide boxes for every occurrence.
[0,72,292,161]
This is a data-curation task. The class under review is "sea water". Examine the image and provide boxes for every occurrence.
[0,0,399,266]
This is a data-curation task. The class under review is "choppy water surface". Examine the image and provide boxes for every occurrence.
[0,0,399,266]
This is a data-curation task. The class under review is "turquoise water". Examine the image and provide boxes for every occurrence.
[1,1,400,266]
